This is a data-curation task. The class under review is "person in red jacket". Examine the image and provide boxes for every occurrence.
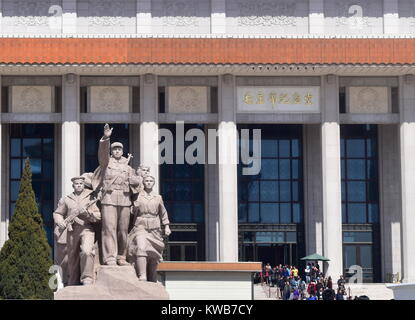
[307,280,317,297]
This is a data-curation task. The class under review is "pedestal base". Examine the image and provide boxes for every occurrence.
[54,265,169,300]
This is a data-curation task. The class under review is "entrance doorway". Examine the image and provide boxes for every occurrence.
[241,243,298,266]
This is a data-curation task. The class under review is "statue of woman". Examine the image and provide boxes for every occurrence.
[127,175,171,282]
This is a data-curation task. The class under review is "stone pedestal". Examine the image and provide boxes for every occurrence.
[54,266,169,300]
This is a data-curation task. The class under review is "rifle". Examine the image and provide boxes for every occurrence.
[55,198,99,243]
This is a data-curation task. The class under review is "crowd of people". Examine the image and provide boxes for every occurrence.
[255,263,350,300]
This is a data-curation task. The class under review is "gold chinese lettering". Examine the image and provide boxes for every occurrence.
[269,92,277,105]
[304,93,313,105]
[279,93,290,104]
[244,92,253,104]
[256,92,265,104]
[292,93,301,104]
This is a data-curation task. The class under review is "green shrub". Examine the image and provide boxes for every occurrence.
[0,159,53,299]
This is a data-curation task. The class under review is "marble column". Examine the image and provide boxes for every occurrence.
[206,124,220,261]
[321,75,343,279]
[140,74,159,193]
[399,75,415,283]
[304,124,323,257]
[218,74,238,262]
[61,74,81,198]
[379,124,402,281]
[0,75,5,248]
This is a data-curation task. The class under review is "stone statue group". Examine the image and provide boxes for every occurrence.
[54,124,171,286]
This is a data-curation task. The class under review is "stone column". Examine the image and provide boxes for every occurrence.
[61,74,81,198]
[383,0,399,34]
[309,0,324,34]
[321,75,343,279]
[379,124,402,281]
[137,0,152,34]
[399,75,415,283]
[211,0,226,34]
[206,124,220,261]
[140,74,159,193]
[304,124,323,256]
[62,0,77,34]
[0,75,5,248]
[218,74,238,262]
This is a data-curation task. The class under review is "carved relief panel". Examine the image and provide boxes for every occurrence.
[324,0,383,34]
[151,0,211,34]
[11,86,54,113]
[88,86,131,113]
[77,0,137,34]
[167,87,209,113]
[399,0,415,34]
[226,0,308,34]
[349,87,390,114]
[1,0,62,34]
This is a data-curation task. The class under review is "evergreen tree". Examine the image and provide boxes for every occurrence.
[0,159,53,299]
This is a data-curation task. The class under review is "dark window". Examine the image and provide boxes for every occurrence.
[159,124,205,224]
[340,125,379,224]
[84,124,130,173]
[158,87,165,113]
[159,124,205,261]
[238,125,303,224]
[341,124,380,282]
[54,86,62,113]
[80,86,87,113]
[210,87,218,113]
[9,124,55,247]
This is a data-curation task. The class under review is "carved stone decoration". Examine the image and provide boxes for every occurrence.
[87,0,123,26]
[162,1,198,26]
[168,86,209,113]
[144,74,155,85]
[65,73,76,85]
[349,87,389,114]
[237,1,297,27]
[12,0,54,26]
[11,86,53,113]
[334,2,371,29]
[89,86,131,113]
[223,74,234,85]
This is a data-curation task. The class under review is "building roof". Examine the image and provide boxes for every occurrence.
[0,38,414,65]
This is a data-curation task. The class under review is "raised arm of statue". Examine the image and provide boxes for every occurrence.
[98,124,112,168]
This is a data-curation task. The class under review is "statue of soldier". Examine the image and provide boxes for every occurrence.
[98,124,140,266]
[127,175,171,282]
[53,176,101,285]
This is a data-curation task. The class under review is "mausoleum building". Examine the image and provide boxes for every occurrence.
[0,0,415,284]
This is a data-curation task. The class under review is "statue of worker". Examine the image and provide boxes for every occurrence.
[98,124,140,266]
[127,175,171,282]
[136,165,151,193]
[53,176,101,285]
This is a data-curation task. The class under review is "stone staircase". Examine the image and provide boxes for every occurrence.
[339,283,394,300]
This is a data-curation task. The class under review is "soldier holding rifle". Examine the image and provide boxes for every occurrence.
[53,176,101,285]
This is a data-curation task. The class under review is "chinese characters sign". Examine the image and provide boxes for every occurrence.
[237,87,320,113]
